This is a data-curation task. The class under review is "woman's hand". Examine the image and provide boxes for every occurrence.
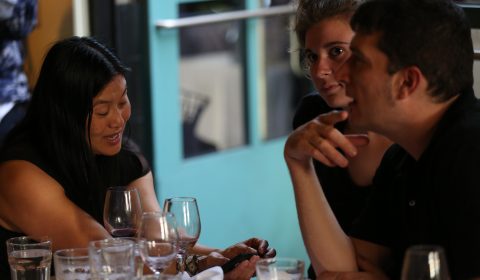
[224,254,260,280]
[196,238,276,279]
[197,252,260,280]
[197,238,276,269]
[219,237,276,259]
[284,111,368,168]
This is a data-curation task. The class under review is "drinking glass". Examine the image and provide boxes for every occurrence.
[401,245,450,280]
[89,238,135,279]
[120,237,144,278]
[256,257,305,280]
[7,236,52,280]
[53,248,90,280]
[137,212,179,275]
[163,197,201,272]
[103,186,143,237]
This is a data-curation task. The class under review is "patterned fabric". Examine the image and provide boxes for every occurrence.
[0,0,37,103]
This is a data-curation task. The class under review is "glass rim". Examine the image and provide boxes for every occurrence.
[164,197,197,202]
[106,186,138,192]
[256,257,305,266]
[89,237,135,248]
[54,247,89,258]
[406,244,446,252]
[7,235,51,245]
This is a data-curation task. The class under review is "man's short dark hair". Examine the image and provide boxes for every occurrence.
[351,0,474,101]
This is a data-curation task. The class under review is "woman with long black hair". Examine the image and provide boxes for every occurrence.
[0,36,274,278]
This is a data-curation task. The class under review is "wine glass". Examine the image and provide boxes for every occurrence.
[163,197,201,272]
[401,245,450,280]
[103,186,143,237]
[137,211,179,275]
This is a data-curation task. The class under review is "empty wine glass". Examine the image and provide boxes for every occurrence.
[137,212,179,275]
[103,186,143,237]
[401,245,450,280]
[163,197,201,272]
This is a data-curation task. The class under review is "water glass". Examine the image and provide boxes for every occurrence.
[6,236,52,280]
[119,237,144,277]
[53,248,90,280]
[401,245,450,280]
[89,238,135,280]
[256,257,305,280]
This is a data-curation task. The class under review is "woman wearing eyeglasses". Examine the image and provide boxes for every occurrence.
[289,0,392,278]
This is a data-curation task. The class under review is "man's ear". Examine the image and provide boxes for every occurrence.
[396,66,422,100]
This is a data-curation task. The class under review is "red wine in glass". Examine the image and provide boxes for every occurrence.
[103,186,143,237]
[110,228,137,238]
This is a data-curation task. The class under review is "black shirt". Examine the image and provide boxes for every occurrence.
[351,89,480,279]
[0,135,150,276]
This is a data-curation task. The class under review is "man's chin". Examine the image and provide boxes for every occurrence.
[347,115,368,131]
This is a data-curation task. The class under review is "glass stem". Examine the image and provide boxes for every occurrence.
[176,253,186,272]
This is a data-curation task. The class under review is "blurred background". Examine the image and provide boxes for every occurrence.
[24,0,480,269]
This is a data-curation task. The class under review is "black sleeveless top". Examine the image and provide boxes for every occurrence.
[0,134,150,276]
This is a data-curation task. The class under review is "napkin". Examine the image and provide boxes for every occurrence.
[179,266,224,280]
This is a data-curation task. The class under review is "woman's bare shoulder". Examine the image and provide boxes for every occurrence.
[0,160,63,192]
[0,160,109,247]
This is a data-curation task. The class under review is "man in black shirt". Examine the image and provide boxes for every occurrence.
[284,0,480,278]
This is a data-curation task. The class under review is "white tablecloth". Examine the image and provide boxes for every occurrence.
[180,266,223,280]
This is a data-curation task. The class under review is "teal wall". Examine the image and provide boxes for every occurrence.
[147,0,309,269]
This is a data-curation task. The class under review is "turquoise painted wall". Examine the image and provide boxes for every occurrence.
[147,0,309,270]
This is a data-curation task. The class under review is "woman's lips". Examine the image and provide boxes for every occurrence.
[105,133,121,144]
[322,84,341,95]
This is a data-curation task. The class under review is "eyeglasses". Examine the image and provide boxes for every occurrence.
[298,49,313,80]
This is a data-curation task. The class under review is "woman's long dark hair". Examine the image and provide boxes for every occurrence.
[5,36,129,220]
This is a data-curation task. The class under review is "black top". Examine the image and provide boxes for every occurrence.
[351,89,480,279]
[293,92,372,279]
[0,135,150,276]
